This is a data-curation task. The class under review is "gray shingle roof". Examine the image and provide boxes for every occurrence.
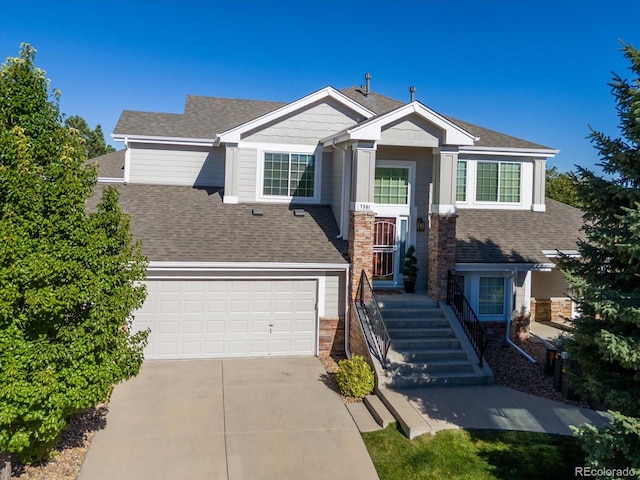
[455,198,584,264]
[113,86,552,150]
[87,184,348,264]
[86,149,125,179]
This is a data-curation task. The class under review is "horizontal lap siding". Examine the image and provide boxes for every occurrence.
[323,272,345,318]
[128,144,224,186]
[242,100,363,145]
[237,147,257,202]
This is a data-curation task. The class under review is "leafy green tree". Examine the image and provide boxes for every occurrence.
[546,166,581,208]
[65,115,115,159]
[562,43,640,475]
[0,43,148,469]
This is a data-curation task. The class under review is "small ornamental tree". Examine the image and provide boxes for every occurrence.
[0,44,148,469]
[561,43,640,474]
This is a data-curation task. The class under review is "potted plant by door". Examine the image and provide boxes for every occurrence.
[402,245,418,293]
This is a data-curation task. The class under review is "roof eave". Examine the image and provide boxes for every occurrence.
[459,146,559,157]
[112,134,216,147]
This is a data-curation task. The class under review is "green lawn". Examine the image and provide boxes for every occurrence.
[361,425,584,480]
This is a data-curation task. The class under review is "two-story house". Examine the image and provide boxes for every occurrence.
[91,76,583,361]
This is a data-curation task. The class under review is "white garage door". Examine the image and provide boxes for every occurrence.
[133,279,317,359]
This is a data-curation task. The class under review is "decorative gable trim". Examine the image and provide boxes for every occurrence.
[322,102,478,146]
[215,87,375,144]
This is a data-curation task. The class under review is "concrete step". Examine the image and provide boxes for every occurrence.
[388,360,475,375]
[376,296,439,310]
[375,387,431,439]
[391,337,461,350]
[387,348,469,363]
[384,371,493,388]
[364,394,396,428]
[346,401,383,433]
[387,327,456,339]
[378,307,445,319]
[383,317,451,329]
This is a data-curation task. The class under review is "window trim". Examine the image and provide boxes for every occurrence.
[455,160,468,203]
[372,160,415,217]
[255,143,321,203]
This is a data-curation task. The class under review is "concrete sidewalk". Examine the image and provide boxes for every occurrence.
[78,357,379,480]
[396,385,610,436]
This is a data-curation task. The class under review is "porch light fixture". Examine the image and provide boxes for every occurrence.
[417,217,426,232]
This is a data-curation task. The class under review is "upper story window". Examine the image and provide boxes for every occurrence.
[456,161,467,202]
[374,167,409,204]
[263,152,315,198]
[476,161,521,203]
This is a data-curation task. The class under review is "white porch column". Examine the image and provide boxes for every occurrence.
[349,141,377,210]
[532,157,546,212]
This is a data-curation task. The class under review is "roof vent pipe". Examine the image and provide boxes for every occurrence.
[410,86,416,102]
[365,73,371,95]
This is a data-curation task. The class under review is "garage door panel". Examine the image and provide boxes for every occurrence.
[136,279,317,359]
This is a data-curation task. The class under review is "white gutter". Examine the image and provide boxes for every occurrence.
[113,134,216,147]
[458,146,559,157]
[147,261,348,272]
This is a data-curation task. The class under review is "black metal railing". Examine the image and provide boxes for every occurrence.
[355,270,391,367]
[446,270,489,367]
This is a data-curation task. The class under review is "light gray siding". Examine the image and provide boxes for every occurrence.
[237,147,257,202]
[327,148,344,227]
[324,272,346,318]
[128,143,224,186]
[320,150,333,205]
[380,114,443,147]
[242,99,362,145]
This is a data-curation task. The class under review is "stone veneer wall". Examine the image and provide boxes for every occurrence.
[318,317,345,357]
[427,213,457,301]
[530,297,573,322]
[347,211,375,358]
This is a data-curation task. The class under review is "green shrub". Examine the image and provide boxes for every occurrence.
[336,355,375,398]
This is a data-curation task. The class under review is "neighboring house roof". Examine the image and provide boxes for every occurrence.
[86,184,348,264]
[455,198,584,264]
[86,149,125,180]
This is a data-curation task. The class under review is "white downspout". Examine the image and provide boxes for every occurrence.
[344,265,352,358]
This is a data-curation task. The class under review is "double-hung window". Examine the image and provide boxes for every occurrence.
[263,152,315,198]
[476,161,521,203]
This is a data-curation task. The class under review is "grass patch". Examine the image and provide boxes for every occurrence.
[361,425,584,480]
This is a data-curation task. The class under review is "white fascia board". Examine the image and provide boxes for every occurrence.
[97,178,125,184]
[147,261,349,273]
[542,249,581,258]
[216,87,375,144]
[335,102,477,146]
[455,262,555,272]
[459,146,559,158]
[113,134,216,147]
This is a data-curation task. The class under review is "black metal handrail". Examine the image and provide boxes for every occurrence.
[355,270,391,367]
[446,270,489,367]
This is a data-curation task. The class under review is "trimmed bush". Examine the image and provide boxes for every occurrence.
[336,355,375,398]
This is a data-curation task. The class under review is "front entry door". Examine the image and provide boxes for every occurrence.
[373,217,397,282]
[373,217,409,285]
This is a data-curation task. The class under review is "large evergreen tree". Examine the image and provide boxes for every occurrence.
[563,43,640,474]
[65,115,115,159]
[0,44,148,468]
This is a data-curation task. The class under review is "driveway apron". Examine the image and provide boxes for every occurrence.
[78,357,379,480]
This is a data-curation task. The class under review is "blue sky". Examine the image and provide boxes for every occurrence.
[1,0,638,172]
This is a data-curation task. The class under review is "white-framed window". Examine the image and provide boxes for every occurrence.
[476,161,521,203]
[374,167,410,204]
[262,151,315,198]
[478,276,506,315]
[456,160,467,202]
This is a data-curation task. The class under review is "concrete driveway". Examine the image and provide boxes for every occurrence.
[78,357,379,480]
